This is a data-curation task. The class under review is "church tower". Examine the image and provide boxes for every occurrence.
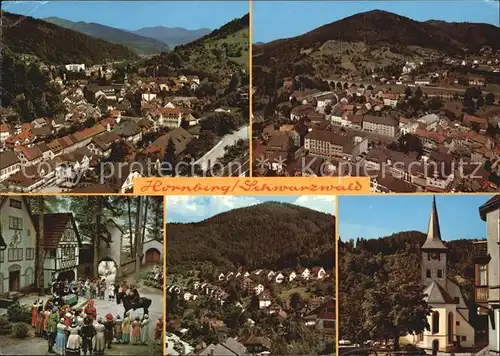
[421,196,448,287]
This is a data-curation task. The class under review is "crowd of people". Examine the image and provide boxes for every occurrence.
[31,299,163,355]
[51,278,140,305]
[27,277,161,355]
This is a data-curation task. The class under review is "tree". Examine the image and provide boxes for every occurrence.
[324,105,332,115]
[134,196,144,281]
[180,118,190,130]
[289,292,303,311]
[404,87,413,98]
[36,196,45,295]
[163,139,177,177]
[485,92,495,106]
[362,254,430,349]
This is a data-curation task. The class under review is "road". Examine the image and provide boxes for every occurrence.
[0,273,163,355]
[194,125,249,171]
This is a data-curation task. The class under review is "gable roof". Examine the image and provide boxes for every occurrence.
[479,195,500,221]
[424,281,457,304]
[32,213,81,249]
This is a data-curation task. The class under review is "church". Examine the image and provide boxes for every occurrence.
[401,196,475,353]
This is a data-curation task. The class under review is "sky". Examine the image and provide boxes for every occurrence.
[339,194,493,241]
[3,1,249,30]
[252,1,500,43]
[166,196,336,223]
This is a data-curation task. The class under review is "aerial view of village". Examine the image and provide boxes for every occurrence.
[338,194,500,356]
[0,1,250,193]
[165,196,336,355]
[0,195,165,355]
[252,1,500,192]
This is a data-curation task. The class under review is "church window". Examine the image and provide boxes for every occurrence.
[432,312,440,334]
[461,336,466,342]
[427,253,431,261]
[454,297,460,304]
[426,269,431,278]
[456,321,460,326]
[437,270,443,278]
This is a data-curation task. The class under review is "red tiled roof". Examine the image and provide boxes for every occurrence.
[415,129,446,144]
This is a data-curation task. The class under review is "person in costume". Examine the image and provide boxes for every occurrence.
[121,311,131,344]
[104,313,115,349]
[154,315,163,344]
[114,315,122,343]
[43,306,52,339]
[140,314,151,344]
[35,300,44,336]
[93,318,106,356]
[65,319,81,356]
[81,317,96,356]
[75,308,85,327]
[32,299,39,327]
[130,316,141,345]
[84,300,97,322]
[47,307,59,353]
[64,311,72,327]
[54,318,68,355]
[108,284,115,302]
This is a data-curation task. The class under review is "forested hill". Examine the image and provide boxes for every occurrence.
[340,230,483,293]
[339,231,484,343]
[2,11,139,64]
[166,202,335,273]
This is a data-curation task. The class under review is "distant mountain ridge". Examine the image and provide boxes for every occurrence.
[43,16,170,55]
[130,26,212,48]
[166,201,335,272]
[2,11,138,65]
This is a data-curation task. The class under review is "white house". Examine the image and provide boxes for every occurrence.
[0,197,37,296]
[267,271,276,281]
[0,151,21,182]
[218,273,225,281]
[300,268,310,280]
[65,64,85,72]
[226,272,234,280]
[311,267,326,279]
[478,196,500,356]
[254,284,264,295]
[401,197,475,352]
[33,212,81,289]
[289,271,297,282]
[183,292,192,301]
[275,272,284,284]
[259,293,272,309]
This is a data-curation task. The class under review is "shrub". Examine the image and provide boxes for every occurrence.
[12,323,29,338]
[7,301,32,323]
[0,315,13,335]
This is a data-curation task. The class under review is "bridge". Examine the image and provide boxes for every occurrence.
[321,78,377,91]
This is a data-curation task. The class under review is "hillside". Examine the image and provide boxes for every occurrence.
[43,17,170,55]
[2,11,139,64]
[145,13,249,79]
[339,230,483,342]
[253,10,500,81]
[166,202,335,273]
[130,26,211,48]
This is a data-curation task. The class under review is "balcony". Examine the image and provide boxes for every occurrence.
[475,286,489,302]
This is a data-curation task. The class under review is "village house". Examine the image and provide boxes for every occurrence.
[288,271,297,282]
[299,268,310,280]
[0,151,21,182]
[311,267,326,279]
[87,131,121,158]
[477,196,500,356]
[33,212,82,289]
[362,115,399,137]
[304,130,368,161]
[275,272,284,283]
[258,291,272,309]
[303,298,336,336]
[0,197,37,296]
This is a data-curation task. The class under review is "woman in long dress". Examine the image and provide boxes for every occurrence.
[130,316,141,345]
[31,299,39,327]
[65,320,81,356]
[140,314,151,345]
[154,316,163,344]
[93,318,106,356]
[121,312,131,344]
[35,301,44,336]
[43,308,51,339]
[54,318,68,356]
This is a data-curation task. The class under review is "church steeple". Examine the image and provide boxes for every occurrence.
[422,195,447,251]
